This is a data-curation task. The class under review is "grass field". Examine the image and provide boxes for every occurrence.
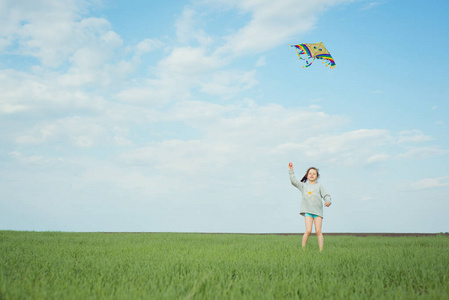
[1,231,448,299]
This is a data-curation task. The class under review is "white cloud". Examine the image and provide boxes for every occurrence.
[158,46,224,77]
[366,154,389,164]
[74,159,176,196]
[0,0,357,121]
[410,176,449,190]
[200,70,258,97]
[15,116,107,148]
[255,56,266,67]
[361,1,382,10]
[167,100,234,126]
[115,85,173,106]
[398,147,449,160]
[0,102,30,114]
[1,1,106,67]
[200,102,347,147]
[100,30,122,48]
[135,38,164,55]
[212,0,352,56]
[9,151,52,165]
[175,7,212,46]
[293,129,392,164]
[0,69,107,115]
[398,130,433,144]
[109,102,351,193]
[124,139,229,174]
[120,45,244,104]
[0,1,141,89]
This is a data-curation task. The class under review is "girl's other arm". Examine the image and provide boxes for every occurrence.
[320,185,332,207]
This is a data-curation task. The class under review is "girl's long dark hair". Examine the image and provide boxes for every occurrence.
[300,167,320,183]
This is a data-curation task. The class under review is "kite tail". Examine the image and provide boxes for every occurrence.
[304,57,315,68]
[316,54,336,68]
[291,44,315,67]
[321,59,336,68]
[295,49,306,60]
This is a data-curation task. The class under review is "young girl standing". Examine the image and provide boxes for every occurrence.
[288,162,331,251]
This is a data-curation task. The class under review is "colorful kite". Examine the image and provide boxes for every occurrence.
[290,42,336,68]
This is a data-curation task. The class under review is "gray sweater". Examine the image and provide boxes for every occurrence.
[289,170,331,218]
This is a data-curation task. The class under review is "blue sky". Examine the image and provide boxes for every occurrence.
[1,0,448,233]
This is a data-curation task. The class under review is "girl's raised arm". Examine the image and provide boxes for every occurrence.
[288,163,304,191]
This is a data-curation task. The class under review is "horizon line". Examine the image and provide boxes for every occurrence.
[2,230,447,237]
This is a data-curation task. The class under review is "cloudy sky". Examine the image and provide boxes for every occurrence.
[1,0,448,233]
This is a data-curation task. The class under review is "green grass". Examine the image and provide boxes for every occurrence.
[1,231,448,299]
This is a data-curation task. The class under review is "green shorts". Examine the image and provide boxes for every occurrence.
[304,213,319,219]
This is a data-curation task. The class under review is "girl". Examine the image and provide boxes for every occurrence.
[288,162,331,251]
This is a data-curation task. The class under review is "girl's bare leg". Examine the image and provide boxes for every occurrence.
[314,217,324,251]
[302,216,314,249]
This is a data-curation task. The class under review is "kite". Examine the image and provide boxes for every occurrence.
[290,42,336,69]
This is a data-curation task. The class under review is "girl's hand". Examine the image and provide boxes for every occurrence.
[324,202,331,207]
[288,162,293,170]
